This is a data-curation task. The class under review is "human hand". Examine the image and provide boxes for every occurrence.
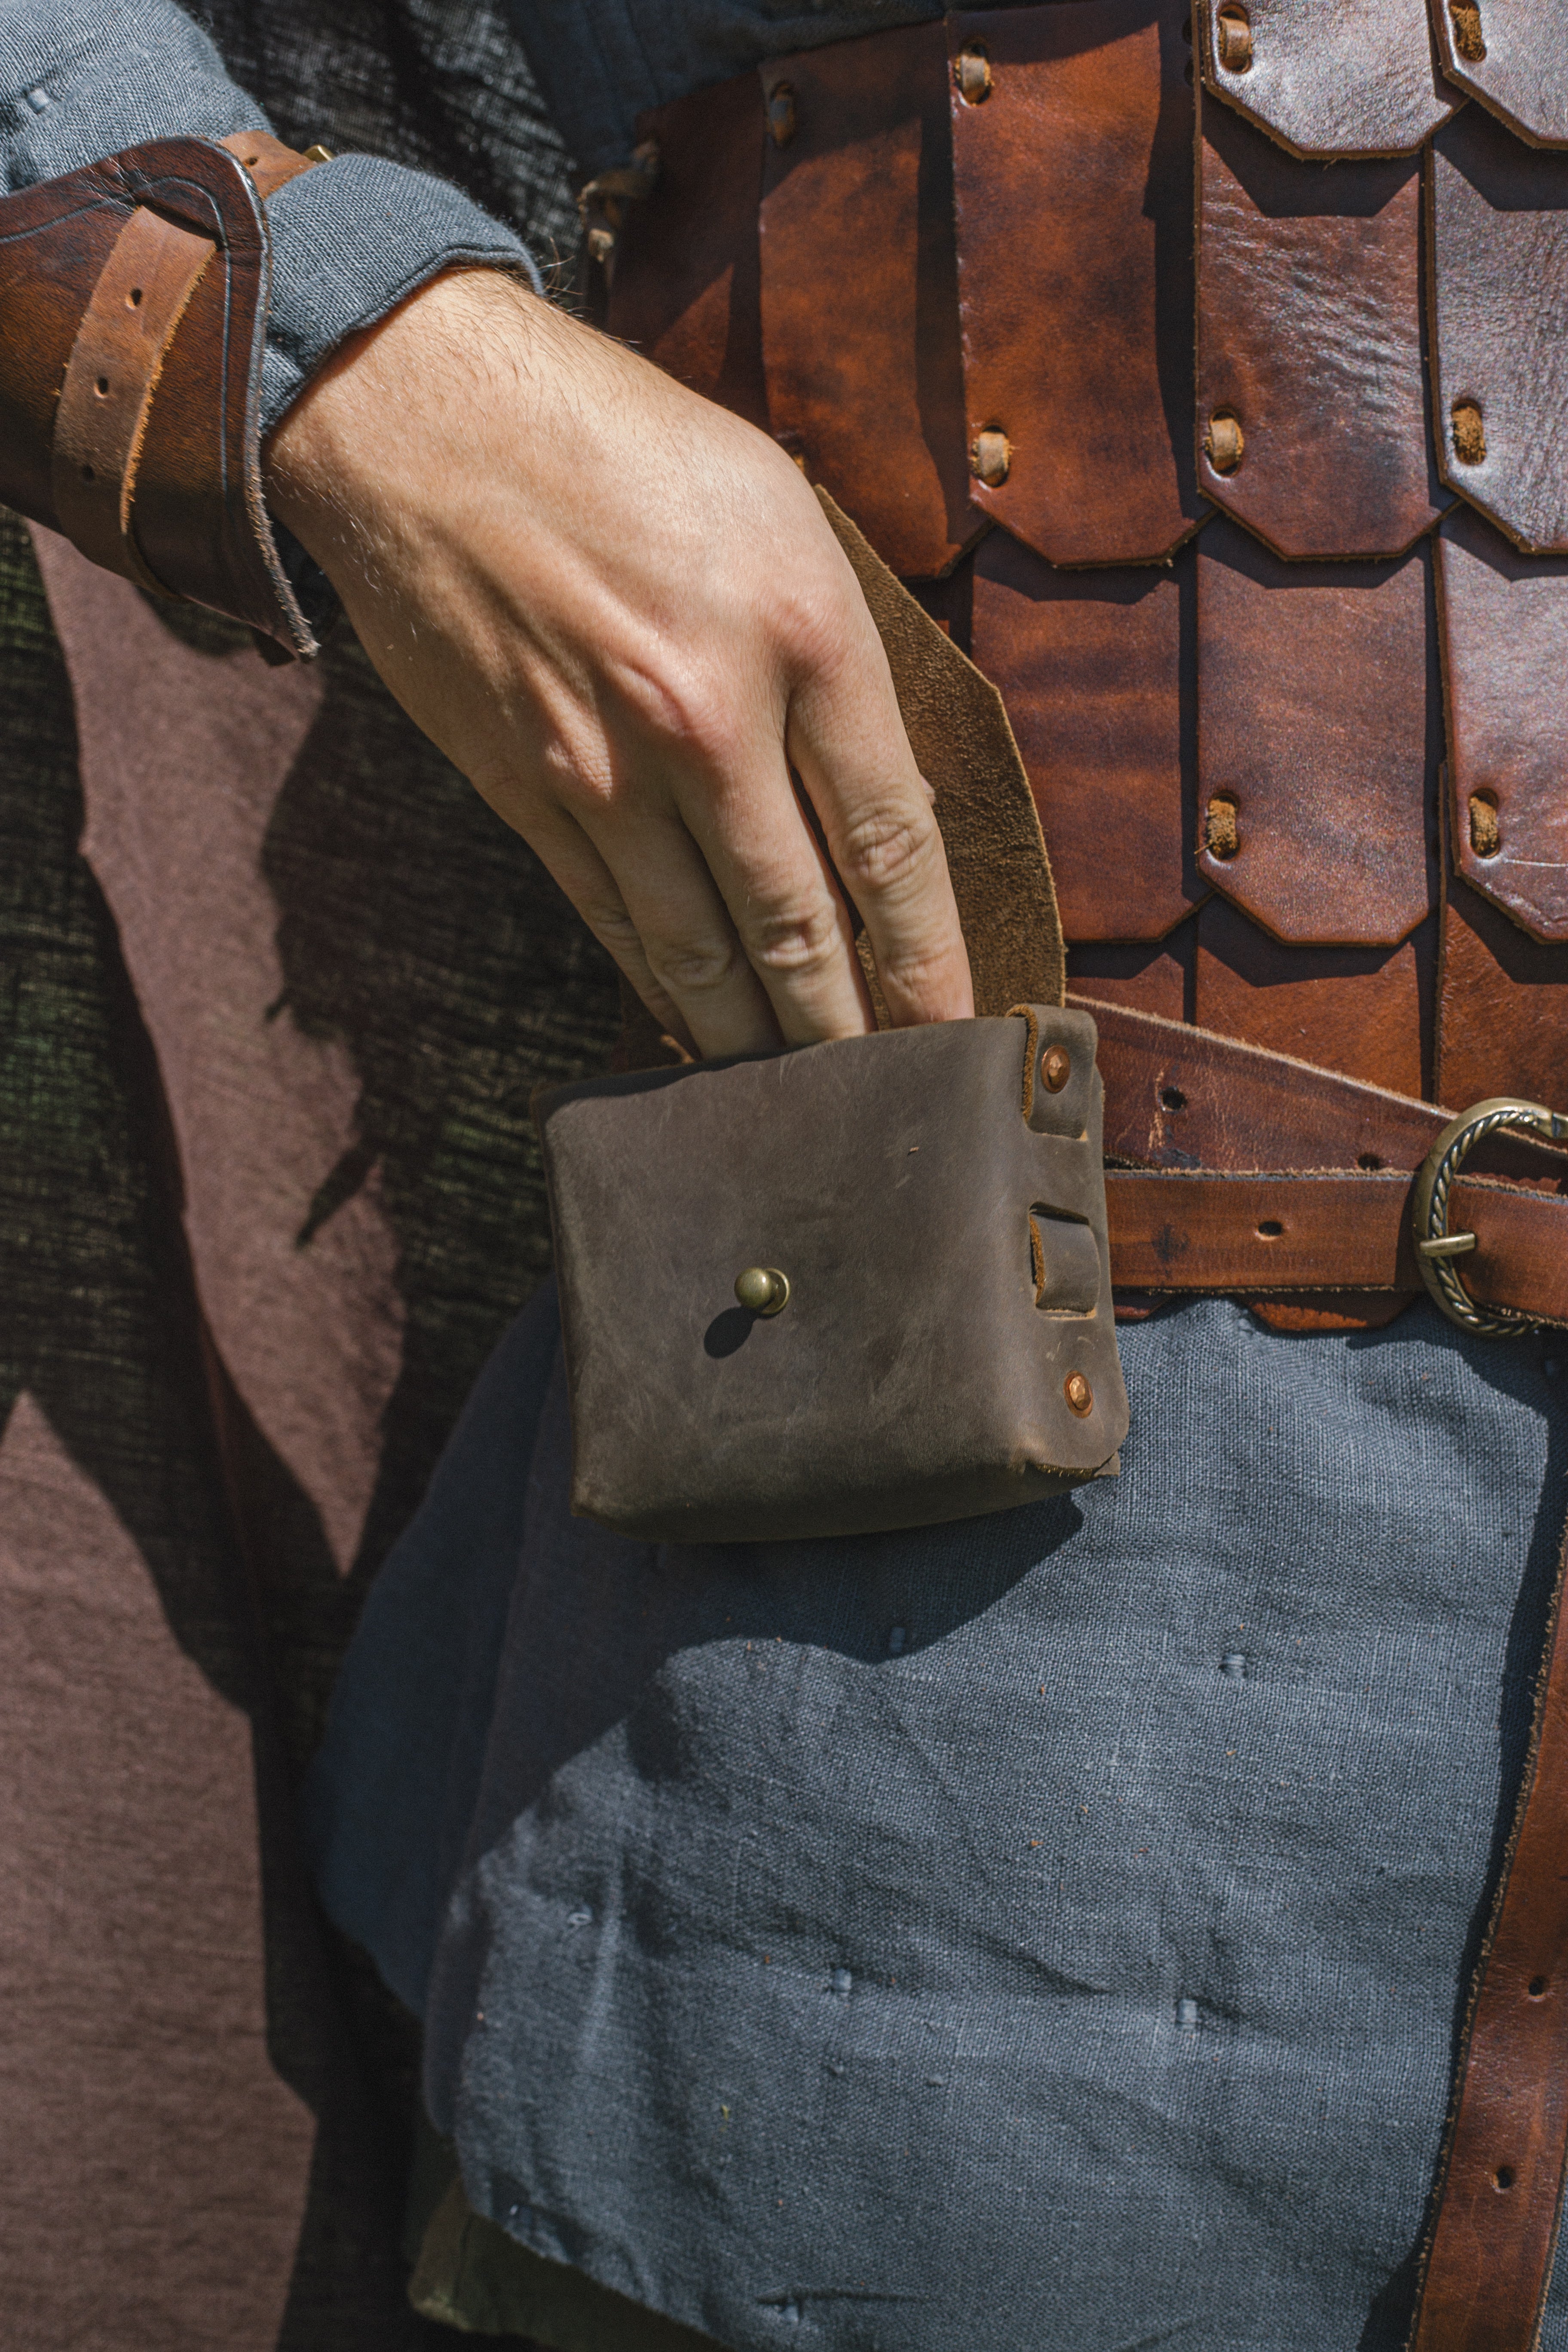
[264,266,973,1057]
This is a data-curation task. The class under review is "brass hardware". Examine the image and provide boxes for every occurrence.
[586,225,616,265]
[1205,796,1240,860]
[577,141,662,270]
[1413,1097,1568,1335]
[971,428,1011,487]
[1064,1371,1094,1418]
[735,1265,790,1316]
[955,47,993,103]
[767,83,797,146]
[1041,1044,1072,1094]
[1469,794,1501,858]
[1449,1,1486,63]
[1452,400,1486,466]
[1205,412,1245,475]
[303,144,336,164]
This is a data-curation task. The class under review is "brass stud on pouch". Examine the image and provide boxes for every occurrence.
[955,47,993,104]
[735,1266,790,1316]
[1449,1,1486,63]
[767,83,796,147]
[1205,412,1244,475]
[1064,1371,1094,1418]
[1469,793,1501,858]
[1205,796,1240,860]
[971,429,1011,487]
[1215,5,1253,71]
[1041,1045,1072,1095]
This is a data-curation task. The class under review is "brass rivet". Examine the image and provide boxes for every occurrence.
[1469,793,1501,858]
[735,1265,790,1316]
[303,143,336,163]
[1449,1,1486,63]
[767,83,796,147]
[1064,1371,1094,1418]
[586,224,616,265]
[1041,1044,1072,1094]
[971,428,1011,487]
[1216,4,1253,70]
[1205,412,1244,475]
[1205,796,1240,860]
[1452,399,1486,466]
[955,46,992,103]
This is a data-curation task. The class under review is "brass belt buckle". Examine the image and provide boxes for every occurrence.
[1413,1095,1568,1336]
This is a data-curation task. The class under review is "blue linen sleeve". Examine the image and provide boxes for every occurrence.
[0,0,542,432]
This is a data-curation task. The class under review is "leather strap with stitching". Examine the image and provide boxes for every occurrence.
[50,131,318,605]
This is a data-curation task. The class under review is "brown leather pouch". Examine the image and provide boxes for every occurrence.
[536,1004,1127,1541]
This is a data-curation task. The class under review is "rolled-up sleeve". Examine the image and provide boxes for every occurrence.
[0,0,541,432]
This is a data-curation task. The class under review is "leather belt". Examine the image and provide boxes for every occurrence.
[1080,995,1568,2351]
[1078,998,1568,1330]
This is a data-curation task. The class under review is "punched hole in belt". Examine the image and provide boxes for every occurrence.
[1495,2166,1517,2192]
[1257,1219,1284,1240]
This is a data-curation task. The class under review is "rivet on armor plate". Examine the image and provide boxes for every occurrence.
[766,83,796,147]
[1215,5,1253,72]
[1205,796,1240,860]
[1451,400,1486,466]
[971,429,1011,487]
[1469,794,1502,858]
[955,47,992,104]
[1204,412,1245,476]
[1041,1044,1072,1094]
[1449,1,1486,63]
[1064,1371,1094,1418]
[735,1265,790,1316]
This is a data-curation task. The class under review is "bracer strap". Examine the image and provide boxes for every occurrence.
[0,130,324,656]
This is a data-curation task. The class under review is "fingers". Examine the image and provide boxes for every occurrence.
[521,793,789,1062]
[784,578,974,1030]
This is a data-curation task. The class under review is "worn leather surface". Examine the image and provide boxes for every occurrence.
[950,0,1201,567]
[1195,522,1436,946]
[971,533,1205,943]
[1435,506,1568,945]
[819,488,1064,1017]
[1428,0,1568,151]
[0,137,318,653]
[1428,106,1568,555]
[1438,878,1568,1115]
[759,23,972,579]
[1197,94,1444,560]
[1199,0,1456,159]
[609,76,768,427]
[539,1008,1127,1541]
[1067,930,1195,1024]
[1192,898,1435,1099]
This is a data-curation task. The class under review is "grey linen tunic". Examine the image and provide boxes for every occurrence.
[311,1285,1568,2352]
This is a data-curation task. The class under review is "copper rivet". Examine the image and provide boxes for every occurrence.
[1064,1372,1094,1418]
[971,428,1011,487]
[1205,412,1245,475]
[1205,796,1240,861]
[1469,794,1501,858]
[1041,1045,1072,1094]
[1449,2,1486,63]
[956,47,992,103]
[1452,399,1486,466]
[767,83,796,147]
[735,1265,790,1317]
[1216,5,1253,69]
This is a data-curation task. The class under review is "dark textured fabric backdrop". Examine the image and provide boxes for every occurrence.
[0,14,620,2327]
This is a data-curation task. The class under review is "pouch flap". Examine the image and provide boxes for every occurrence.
[537,1008,1127,1542]
[1199,0,1456,159]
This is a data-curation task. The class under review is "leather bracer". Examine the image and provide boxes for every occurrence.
[0,129,323,658]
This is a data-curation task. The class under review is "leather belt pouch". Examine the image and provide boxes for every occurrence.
[535,1003,1128,1542]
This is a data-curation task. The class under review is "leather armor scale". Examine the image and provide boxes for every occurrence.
[602,0,1568,1338]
